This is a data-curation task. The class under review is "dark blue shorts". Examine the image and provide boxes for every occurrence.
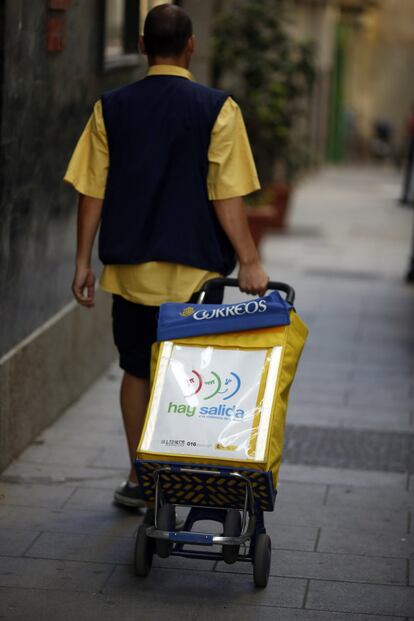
[112,286,224,379]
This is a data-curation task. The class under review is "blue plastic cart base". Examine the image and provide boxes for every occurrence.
[133,460,276,587]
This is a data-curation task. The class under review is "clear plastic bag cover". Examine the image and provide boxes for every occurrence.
[140,343,282,463]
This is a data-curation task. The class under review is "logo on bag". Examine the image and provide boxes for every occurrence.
[168,400,245,420]
[180,307,195,317]
[168,369,245,420]
[183,370,241,401]
[193,300,267,321]
[179,300,268,321]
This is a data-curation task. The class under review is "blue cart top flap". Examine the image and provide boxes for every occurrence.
[157,291,291,341]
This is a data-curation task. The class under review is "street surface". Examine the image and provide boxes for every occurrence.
[1,166,413,620]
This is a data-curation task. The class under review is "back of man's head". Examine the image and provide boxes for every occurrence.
[143,4,193,58]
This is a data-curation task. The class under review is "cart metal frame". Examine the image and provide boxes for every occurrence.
[133,278,296,587]
[146,465,263,562]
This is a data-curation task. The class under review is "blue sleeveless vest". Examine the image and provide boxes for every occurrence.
[99,75,236,275]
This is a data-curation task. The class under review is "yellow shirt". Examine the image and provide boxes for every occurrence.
[64,65,260,305]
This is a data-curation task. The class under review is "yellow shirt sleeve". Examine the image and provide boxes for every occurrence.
[64,100,109,199]
[207,97,261,200]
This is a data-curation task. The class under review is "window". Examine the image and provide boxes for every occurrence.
[139,1,174,29]
[103,1,174,70]
[104,0,140,69]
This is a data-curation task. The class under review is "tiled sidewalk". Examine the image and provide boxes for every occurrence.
[1,166,413,620]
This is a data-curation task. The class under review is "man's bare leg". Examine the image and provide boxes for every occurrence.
[120,371,150,484]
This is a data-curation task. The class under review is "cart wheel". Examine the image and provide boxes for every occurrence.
[253,533,271,588]
[156,503,176,559]
[134,524,154,577]
[222,509,241,564]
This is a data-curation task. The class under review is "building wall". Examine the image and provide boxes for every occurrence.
[0,0,148,471]
[0,1,147,357]
[178,0,219,86]
[344,0,414,152]
[291,2,338,163]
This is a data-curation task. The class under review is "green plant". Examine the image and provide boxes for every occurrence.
[213,0,315,185]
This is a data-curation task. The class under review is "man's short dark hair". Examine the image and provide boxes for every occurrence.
[143,4,193,58]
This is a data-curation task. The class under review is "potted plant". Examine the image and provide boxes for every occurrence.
[213,0,315,236]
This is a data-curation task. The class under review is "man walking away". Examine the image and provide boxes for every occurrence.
[64,4,268,509]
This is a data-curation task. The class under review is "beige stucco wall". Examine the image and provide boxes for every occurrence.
[291,0,414,158]
[344,0,414,149]
[289,2,339,163]
[0,292,116,473]
[291,2,337,72]
[140,0,173,29]
[178,0,218,86]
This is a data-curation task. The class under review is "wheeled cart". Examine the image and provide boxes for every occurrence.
[134,278,308,587]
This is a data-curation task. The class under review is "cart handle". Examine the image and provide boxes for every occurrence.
[197,277,295,305]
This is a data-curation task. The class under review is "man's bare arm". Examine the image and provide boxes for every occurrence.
[213,196,269,296]
[72,194,103,307]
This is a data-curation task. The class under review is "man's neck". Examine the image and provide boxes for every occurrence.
[148,56,189,69]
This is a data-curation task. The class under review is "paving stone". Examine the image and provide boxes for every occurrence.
[25,531,133,564]
[0,505,139,537]
[37,426,123,449]
[2,464,127,492]
[293,381,354,399]
[0,529,41,557]
[63,486,127,512]
[90,447,130,469]
[0,556,113,592]
[359,328,414,346]
[269,501,407,534]
[264,523,319,551]
[290,390,348,406]
[104,565,307,608]
[326,485,414,511]
[0,482,75,508]
[0,587,199,621]
[306,324,359,339]
[152,555,216,572]
[275,481,328,506]
[356,347,413,365]
[294,361,354,381]
[347,388,413,408]
[36,412,123,435]
[279,464,408,488]
[350,352,414,373]
[216,549,406,585]
[349,363,414,380]
[72,391,119,415]
[18,444,103,467]
[301,347,357,364]
[195,606,406,621]
[287,402,412,432]
[317,527,413,558]
[348,376,413,391]
[25,530,215,572]
[1,462,126,488]
[306,580,414,617]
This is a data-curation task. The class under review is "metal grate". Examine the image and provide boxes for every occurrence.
[284,425,414,473]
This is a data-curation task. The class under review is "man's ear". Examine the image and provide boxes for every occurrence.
[187,34,195,55]
[139,36,147,55]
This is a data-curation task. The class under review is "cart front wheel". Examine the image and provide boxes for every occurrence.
[253,533,271,588]
[134,524,154,577]
[222,509,241,564]
[156,503,176,559]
